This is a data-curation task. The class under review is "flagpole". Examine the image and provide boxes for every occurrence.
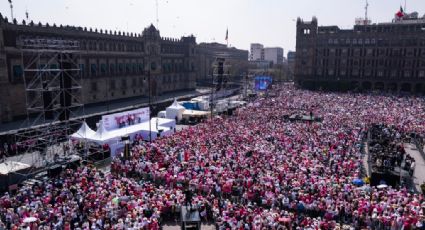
[225,27,229,48]
[8,0,14,20]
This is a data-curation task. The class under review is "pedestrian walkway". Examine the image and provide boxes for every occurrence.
[404,143,425,192]
[362,141,371,177]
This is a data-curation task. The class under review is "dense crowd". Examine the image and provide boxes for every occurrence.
[1,85,425,229]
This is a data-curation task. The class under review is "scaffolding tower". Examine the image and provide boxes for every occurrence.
[12,37,84,176]
[210,57,233,116]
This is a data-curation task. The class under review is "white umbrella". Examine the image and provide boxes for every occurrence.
[23,217,38,223]
[377,184,388,189]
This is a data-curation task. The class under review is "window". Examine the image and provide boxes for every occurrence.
[377,70,384,77]
[340,70,346,76]
[110,64,115,75]
[91,82,97,91]
[79,64,85,77]
[126,63,132,74]
[328,69,334,76]
[365,70,371,76]
[12,65,23,79]
[121,79,127,88]
[100,63,107,75]
[419,70,425,78]
[118,63,124,74]
[90,64,97,76]
[110,80,116,90]
[367,49,373,56]
[404,70,411,77]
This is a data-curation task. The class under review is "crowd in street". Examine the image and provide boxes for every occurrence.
[1,85,425,229]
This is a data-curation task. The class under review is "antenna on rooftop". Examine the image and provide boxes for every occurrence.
[365,0,369,22]
[8,0,14,20]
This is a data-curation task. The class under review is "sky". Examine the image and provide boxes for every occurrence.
[1,0,424,55]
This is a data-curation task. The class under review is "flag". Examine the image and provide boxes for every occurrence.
[225,28,228,41]
[396,6,404,18]
[8,0,12,3]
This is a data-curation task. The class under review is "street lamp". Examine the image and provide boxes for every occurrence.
[147,70,152,142]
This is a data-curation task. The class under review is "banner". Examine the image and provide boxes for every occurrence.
[102,107,150,131]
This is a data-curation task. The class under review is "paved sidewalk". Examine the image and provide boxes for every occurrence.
[404,143,425,192]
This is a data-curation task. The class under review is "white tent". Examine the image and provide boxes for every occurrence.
[166,99,185,121]
[71,121,96,140]
[87,120,117,144]
[0,161,31,175]
[158,111,166,118]
[88,118,175,144]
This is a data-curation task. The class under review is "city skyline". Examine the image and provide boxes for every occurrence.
[1,0,425,53]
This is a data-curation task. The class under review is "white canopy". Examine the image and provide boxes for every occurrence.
[87,120,117,144]
[0,161,31,175]
[166,99,185,121]
[71,121,96,140]
[86,118,175,144]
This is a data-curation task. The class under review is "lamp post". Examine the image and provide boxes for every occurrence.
[147,70,151,142]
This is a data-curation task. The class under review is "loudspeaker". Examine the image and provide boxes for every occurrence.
[216,58,225,91]
[59,54,73,121]
[42,81,54,120]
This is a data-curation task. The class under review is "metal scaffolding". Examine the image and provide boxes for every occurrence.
[11,37,84,177]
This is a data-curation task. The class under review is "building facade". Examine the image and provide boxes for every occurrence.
[295,16,425,92]
[287,51,296,79]
[249,43,264,61]
[250,43,284,65]
[195,42,249,83]
[264,47,284,65]
[0,14,197,123]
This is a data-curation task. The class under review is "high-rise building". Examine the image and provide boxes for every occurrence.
[295,14,425,93]
[287,51,296,79]
[249,43,264,61]
[250,43,284,65]
[264,47,284,65]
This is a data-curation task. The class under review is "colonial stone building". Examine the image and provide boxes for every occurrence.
[295,16,425,92]
[0,14,197,123]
